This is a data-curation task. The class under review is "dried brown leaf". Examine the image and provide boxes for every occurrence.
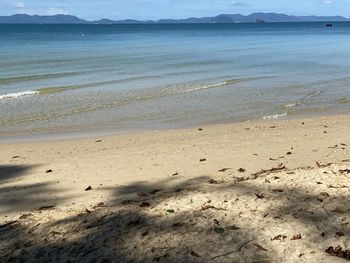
[226,225,240,230]
[272,234,287,241]
[326,246,350,260]
[255,193,265,199]
[291,234,302,240]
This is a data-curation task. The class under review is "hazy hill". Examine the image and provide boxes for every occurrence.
[0,13,348,24]
[0,14,88,24]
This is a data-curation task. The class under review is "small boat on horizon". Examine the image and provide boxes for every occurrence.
[325,23,333,27]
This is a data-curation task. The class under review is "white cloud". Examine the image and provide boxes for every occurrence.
[47,7,67,15]
[15,2,25,8]
[232,2,249,7]
[323,0,333,4]
[14,2,26,12]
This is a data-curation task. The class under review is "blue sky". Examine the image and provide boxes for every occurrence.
[0,0,349,20]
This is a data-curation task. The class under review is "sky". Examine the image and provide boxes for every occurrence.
[0,0,349,20]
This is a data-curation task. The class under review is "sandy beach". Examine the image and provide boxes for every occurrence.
[1,115,350,262]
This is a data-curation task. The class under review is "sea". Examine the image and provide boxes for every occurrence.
[1,22,350,140]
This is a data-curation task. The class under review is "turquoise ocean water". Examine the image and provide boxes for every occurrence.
[1,23,350,139]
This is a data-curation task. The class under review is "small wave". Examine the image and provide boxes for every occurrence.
[284,102,299,108]
[284,90,321,109]
[37,82,117,95]
[37,76,161,95]
[263,112,287,120]
[0,72,81,85]
[0,90,39,100]
[303,90,322,100]
[165,77,266,96]
[36,76,249,96]
[172,79,242,95]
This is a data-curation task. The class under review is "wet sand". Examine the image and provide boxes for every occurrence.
[1,115,350,262]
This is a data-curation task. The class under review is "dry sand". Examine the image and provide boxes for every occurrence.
[1,115,350,262]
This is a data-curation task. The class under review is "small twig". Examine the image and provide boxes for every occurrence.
[235,166,287,183]
[201,205,227,211]
[250,166,287,178]
[211,239,255,260]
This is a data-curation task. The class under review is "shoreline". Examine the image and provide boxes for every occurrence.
[1,114,350,262]
[1,110,350,144]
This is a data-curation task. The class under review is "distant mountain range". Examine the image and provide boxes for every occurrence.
[0,13,349,24]
[0,14,87,24]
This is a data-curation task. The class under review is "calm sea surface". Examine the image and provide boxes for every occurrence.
[1,23,350,140]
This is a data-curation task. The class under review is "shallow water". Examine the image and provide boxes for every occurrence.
[1,23,350,139]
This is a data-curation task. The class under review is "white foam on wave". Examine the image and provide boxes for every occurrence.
[284,102,299,108]
[0,90,39,100]
[263,112,288,120]
[173,79,240,95]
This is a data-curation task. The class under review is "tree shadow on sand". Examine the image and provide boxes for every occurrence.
[2,165,349,262]
[0,164,72,217]
[1,175,273,263]
[0,165,33,183]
